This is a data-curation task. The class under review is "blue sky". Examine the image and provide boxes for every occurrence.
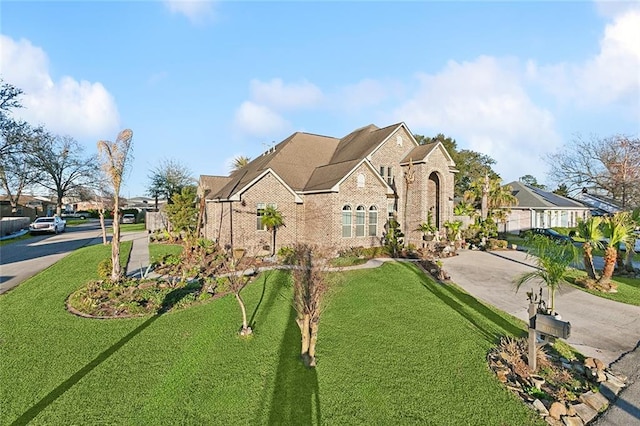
[2,0,639,197]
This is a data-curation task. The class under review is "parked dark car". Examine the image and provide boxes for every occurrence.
[520,228,573,244]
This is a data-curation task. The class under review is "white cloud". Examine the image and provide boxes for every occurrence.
[338,78,402,110]
[395,56,560,183]
[164,0,215,25]
[0,35,120,140]
[233,101,290,137]
[534,9,640,109]
[249,78,323,110]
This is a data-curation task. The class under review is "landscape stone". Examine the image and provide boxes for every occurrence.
[596,370,607,382]
[594,358,605,370]
[579,390,609,412]
[562,415,584,426]
[604,371,626,388]
[584,358,596,369]
[599,381,622,401]
[549,402,567,420]
[572,403,598,424]
[545,417,563,426]
[566,404,576,416]
[533,399,549,416]
[607,369,628,383]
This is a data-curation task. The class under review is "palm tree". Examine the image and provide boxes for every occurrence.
[261,205,285,256]
[624,208,639,273]
[576,216,604,280]
[598,212,633,287]
[464,176,518,219]
[515,235,578,313]
[231,155,251,171]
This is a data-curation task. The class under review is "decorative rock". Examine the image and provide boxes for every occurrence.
[572,403,598,424]
[584,358,596,369]
[604,371,626,388]
[566,404,577,416]
[533,399,549,416]
[496,369,509,383]
[562,415,584,426]
[562,362,572,370]
[549,402,567,420]
[579,390,609,412]
[599,381,622,401]
[596,370,607,383]
[594,358,605,370]
[607,369,628,383]
[545,416,563,426]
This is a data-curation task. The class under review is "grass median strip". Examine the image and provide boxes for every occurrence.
[0,245,542,425]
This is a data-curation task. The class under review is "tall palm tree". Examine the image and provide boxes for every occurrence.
[231,155,251,171]
[624,208,640,273]
[598,212,633,287]
[261,205,285,256]
[515,235,578,313]
[464,176,518,219]
[576,216,604,280]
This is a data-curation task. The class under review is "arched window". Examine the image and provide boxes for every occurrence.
[342,205,352,237]
[368,206,378,236]
[355,205,365,237]
[357,173,365,188]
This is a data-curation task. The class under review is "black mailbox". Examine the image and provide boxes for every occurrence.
[535,314,571,339]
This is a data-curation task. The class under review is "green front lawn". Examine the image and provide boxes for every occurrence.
[0,233,32,246]
[565,269,640,306]
[116,223,146,232]
[0,245,541,425]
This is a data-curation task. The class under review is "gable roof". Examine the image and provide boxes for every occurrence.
[400,141,456,168]
[199,175,232,200]
[507,181,589,209]
[206,122,422,200]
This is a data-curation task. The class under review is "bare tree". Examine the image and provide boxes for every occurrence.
[0,78,27,159]
[222,250,255,336]
[27,133,98,215]
[291,244,329,368]
[546,134,640,208]
[146,158,193,206]
[97,129,134,281]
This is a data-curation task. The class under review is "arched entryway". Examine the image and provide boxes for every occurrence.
[427,172,441,228]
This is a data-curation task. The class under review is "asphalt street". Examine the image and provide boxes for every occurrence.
[0,221,104,294]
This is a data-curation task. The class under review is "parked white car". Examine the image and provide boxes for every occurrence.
[29,216,66,234]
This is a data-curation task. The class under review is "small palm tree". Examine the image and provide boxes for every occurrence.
[515,235,578,313]
[261,205,285,256]
[598,212,633,286]
[576,216,604,280]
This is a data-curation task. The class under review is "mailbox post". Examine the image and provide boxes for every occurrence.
[527,295,571,372]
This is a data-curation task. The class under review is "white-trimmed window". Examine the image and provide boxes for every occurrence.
[256,202,276,230]
[355,205,365,237]
[368,206,378,236]
[357,173,365,188]
[342,205,352,237]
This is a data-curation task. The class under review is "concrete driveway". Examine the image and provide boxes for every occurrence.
[440,249,640,366]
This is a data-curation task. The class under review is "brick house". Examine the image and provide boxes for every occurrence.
[199,123,456,254]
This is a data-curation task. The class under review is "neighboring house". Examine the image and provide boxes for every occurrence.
[199,122,457,254]
[0,195,57,220]
[504,182,591,232]
[572,189,623,216]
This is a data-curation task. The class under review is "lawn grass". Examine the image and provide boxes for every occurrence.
[0,232,32,246]
[565,269,640,306]
[0,247,541,425]
[149,242,183,263]
[116,223,146,232]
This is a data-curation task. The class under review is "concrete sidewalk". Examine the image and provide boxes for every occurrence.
[121,231,154,278]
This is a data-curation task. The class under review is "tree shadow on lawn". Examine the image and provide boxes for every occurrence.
[396,262,525,344]
[11,287,191,426]
[264,304,321,425]
[248,271,279,331]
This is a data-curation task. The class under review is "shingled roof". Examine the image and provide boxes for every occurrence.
[508,181,588,209]
[204,123,410,200]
